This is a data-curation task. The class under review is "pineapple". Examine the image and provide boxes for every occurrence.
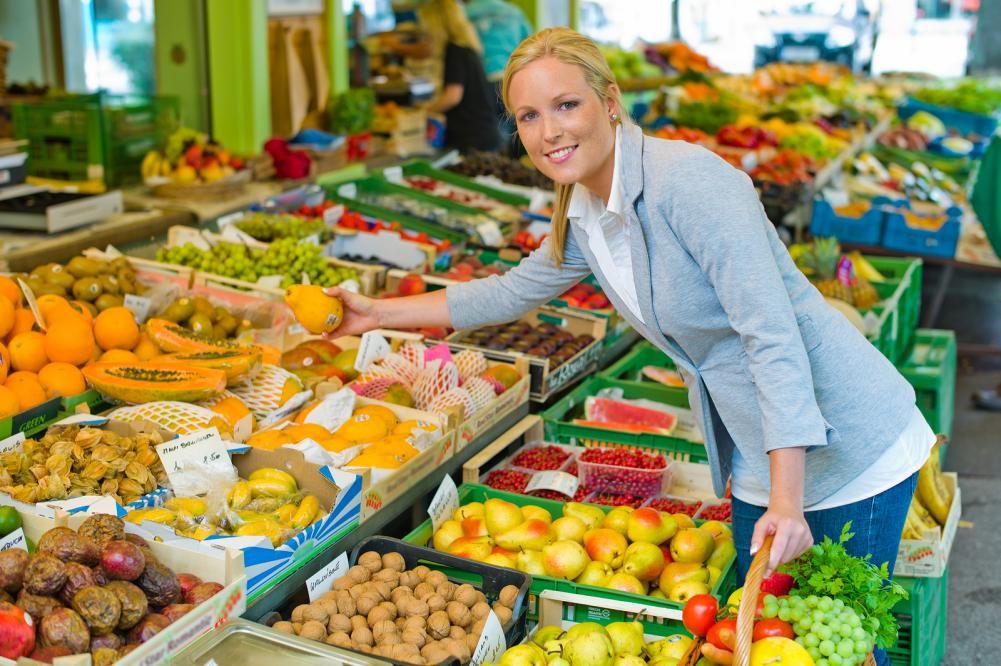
[800,238,853,304]
[851,276,881,310]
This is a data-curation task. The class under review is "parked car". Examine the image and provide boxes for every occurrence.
[754,0,879,72]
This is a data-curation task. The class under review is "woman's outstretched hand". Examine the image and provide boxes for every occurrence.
[324,286,381,337]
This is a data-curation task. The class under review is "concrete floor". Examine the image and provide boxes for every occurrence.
[923,265,1001,665]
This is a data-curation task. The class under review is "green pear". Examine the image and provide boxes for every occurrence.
[564,622,609,643]
[496,518,554,551]
[668,579,710,603]
[517,549,547,576]
[533,626,565,648]
[543,540,591,580]
[454,502,484,521]
[550,658,572,666]
[604,572,646,595]
[564,629,615,666]
[552,516,587,542]
[500,643,548,666]
[647,634,693,661]
[544,638,569,662]
[563,502,606,530]
[707,565,721,588]
[621,541,666,582]
[613,656,646,666]
[649,588,668,600]
[575,561,614,587]
[706,537,736,571]
[601,507,633,535]
[606,621,645,657]
[648,657,682,666]
[485,498,525,537]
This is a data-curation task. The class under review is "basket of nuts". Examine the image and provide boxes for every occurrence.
[263,536,530,665]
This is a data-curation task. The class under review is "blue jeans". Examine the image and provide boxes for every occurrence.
[732,472,917,666]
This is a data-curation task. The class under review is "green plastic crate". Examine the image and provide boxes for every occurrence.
[599,342,688,405]
[541,376,706,463]
[399,160,531,208]
[897,329,956,438]
[887,570,948,666]
[868,256,923,362]
[403,483,736,626]
[13,93,179,186]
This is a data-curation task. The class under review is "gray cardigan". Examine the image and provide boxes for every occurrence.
[447,122,916,505]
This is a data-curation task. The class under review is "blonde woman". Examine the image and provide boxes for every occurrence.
[327,30,932,664]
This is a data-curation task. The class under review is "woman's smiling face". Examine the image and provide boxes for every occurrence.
[508,57,617,192]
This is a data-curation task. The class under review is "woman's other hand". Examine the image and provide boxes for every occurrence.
[323,286,380,337]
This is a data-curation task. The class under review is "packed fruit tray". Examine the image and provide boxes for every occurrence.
[393,162,528,224]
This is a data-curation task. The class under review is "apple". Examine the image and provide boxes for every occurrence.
[397,273,427,296]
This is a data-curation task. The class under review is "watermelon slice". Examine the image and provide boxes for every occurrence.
[641,365,686,388]
[573,419,673,435]
[584,396,679,434]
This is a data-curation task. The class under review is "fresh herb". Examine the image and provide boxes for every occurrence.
[779,522,908,649]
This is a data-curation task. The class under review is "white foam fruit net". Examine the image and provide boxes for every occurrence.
[398,341,426,367]
[463,376,497,413]
[230,364,302,419]
[429,388,471,422]
[197,390,240,409]
[412,359,460,410]
[454,349,488,382]
[107,401,223,435]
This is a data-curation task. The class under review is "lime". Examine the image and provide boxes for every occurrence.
[0,505,22,537]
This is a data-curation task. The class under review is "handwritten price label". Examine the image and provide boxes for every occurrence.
[471,610,506,666]
[428,475,460,532]
[307,552,349,601]
[155,428,236,496]
[525,471,578,498]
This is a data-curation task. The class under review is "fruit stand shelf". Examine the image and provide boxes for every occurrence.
[239,401,530,621]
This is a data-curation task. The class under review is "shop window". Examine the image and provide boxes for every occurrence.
[60,0,155,94]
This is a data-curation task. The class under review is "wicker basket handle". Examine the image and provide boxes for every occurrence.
[733,534,774,665]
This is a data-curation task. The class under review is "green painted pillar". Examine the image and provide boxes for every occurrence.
[326,0,348,96]
[510,0,540,30]
[155,0,209,131]
[205,0,271,155]
[568,0,579,30]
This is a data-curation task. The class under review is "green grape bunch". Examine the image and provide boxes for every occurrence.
[762,594,876,666]
[234,212,332,242]
[156,238,357,288]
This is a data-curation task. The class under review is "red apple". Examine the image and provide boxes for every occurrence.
[397,273,427,296]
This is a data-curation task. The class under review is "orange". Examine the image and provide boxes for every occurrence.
[8,332,48,373]
[5,372,47,410]
[7,308,37,342]
[37,362,87,398]
[0,277,21,307]
[43,316,95,367]
[0,386,17,418]
[98,349,139,364]
[35,294,71,324]
[93,306,140,351]
[132,333,160,361]
[0,296,14,339]
[66,301,94,326]
[259,344,281,365]
[0,341,7,384]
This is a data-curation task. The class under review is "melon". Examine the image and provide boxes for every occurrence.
[82,362,227,404]
[583,396,679,434]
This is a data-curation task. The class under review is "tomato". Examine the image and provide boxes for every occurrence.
[682,594,719,637]
[753,618,795,642]
[706,618,737,651]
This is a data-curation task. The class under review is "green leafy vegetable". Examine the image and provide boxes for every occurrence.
[779,522,908,650]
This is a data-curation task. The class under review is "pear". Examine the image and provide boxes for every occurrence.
[485,498,525,536]
[550,657,571,666]
[658,562,709,595]
[647,658,681,666]
[523,505,553,524]
[626,508,677,545]
[575,561,614,587]
[500,643,548,666]
[533,626,565,648]
[432,519,464,551]
[564,622,608,643]
[613,656,646,666]
[601,507,633,535]
[517,549,548,576]
[496,518,554,551]
[604,572,646,595]
[668,579,710,603]
[583,528,628,568]
[669,528,715,564]
[563,502,606,529]
[671,513,696,530]
[484,551,518,568]
[543,540,591,580]
[564,627,615,666]
[543,638,569,663]
[551,516,587,542]
[699,520,731,539]
[707,565,722,588]
[647,634,693,661]
[606,621,645,657]
[649,588,668,600]
[706,537,736,571]
[454,502,484,521]
[621,541,666,581]
[448,536,493,561]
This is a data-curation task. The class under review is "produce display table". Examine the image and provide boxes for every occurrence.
[240,401,530,621]
[122,181,290,223]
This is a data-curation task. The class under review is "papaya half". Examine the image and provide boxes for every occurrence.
[83,362,227,403]
[158,349,262,386]
[145,318,262,355]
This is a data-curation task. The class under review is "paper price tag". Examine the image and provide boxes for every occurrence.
[155,428,236,496]
[323,205,345,225]
[471,610,506,666]
[384,166,404,183]
[17,279,46,331]
[307,552,349,601]
[337,183,357,199]
[428,475,460,532]
[303,233,321,246]
[338,278,360,294]
[0,528,27,552]
[123,294,153,323]
[221,224,258,245]
[216,211,247,228]
[256,275,284,290]
[354,331,391,372]
[0,432,25,454]
[525,471,579,498]
[476,221,504,247]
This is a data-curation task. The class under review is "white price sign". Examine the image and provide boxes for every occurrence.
[323,205,345,225]
[307,552,349,601]
[428,475,460,532]
[0,528,27,552]
[155,428,236,496]
[476,221,504,247]
[353,331,391,373]
[525,471,579,498]
[123,294,153,323]
[471,610,506,666]
[0,432,25,454]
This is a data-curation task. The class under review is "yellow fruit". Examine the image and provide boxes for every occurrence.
[249,467,299,489]
[228,480,252,509]
[283,285,344,335]
[234,520,288,546]
[208,396,255,433]
[318,436,356,453]
[0,386,19,418]
[394,419,438,436]
[124,508,176,524]
[37,362,87,398]
[0,277,22,307]
[292,495,321,529]
[174,165,198,184]
[279,377,303,406]
[750,637,816,666]
[248,477,297,498]
[165,497,208,517]
[133,333,161,361]
[35,294,72,324]
[274,504,297,523]
[0,341,8,384]
[335,413,389,442]
[93,306,141,351]
[7,308,37,342]
[354,404,399,430]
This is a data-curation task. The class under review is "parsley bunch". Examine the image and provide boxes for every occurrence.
[779,522,908,649]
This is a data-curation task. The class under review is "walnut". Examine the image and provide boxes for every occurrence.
[427,610,450,640]
[399,570,421,589]
[372,619,397,640]
[390,643,420,662]
[348,565,371,584]
[465,633,480,653]
[358,551,383,573]
[300,620,327,642]
[446,601,471,627]
[404,597,430,618]
[425,571,448,588]
[404,615,427,632]
[471,601,490,620]
[437,581,457,602]
[441,637,471,662]
[326,631,352,648]
[426,594,447,613]
[302,604,329,625]
[453,584,477,608]
[372,581,392,601]
[373,568,399,587]
[350,615,368,632]
[332,576,354,592]
[449,625,466,641]
[414,582,435,600]
[391,586,413,605]
[498,584,519,609]
[273,621,295,634]
[402,628,427,648]
[317,599,340,618]
[378,600,398,619]
[367,605,392,626]
[352,626,374,646]
[413,565,430,580]
[356,593,380,616]
[328,613,353,634]
[492,603,512,626]
[290,604,309,623]
[381,552,406,572]
[335,590,356,616]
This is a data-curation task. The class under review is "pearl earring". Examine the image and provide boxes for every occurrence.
[610,113,619,122]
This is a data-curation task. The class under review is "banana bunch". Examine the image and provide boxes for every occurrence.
[903,440,955,539]
[140,150,173,181]
[124,468,324,546]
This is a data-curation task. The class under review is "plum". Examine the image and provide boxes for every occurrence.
[100,541,146,581]
[184,581,223,605]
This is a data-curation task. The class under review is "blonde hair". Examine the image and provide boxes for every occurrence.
[418,0,483,55]
[501,28,626,264]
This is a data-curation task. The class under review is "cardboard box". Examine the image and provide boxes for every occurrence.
[0,510,247,666]
[895,472,961,577]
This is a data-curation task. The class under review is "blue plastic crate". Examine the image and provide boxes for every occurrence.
[810,197,885,245]
[898,96,999,138]
[878,197,961,259]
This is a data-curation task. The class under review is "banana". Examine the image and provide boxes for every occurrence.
[234,519,291,546]
[124,507,176,524]
[917,453,952,524]
[292,495,320,529]
[910,494,939,530]
[228,480,252,509]
[274,503,297,524]
[249,468,299,490]
[902,507,925,539]
[141,151,162,180]
[248,477,297,499]
[848,251,885,282]
[165,497,207,517]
